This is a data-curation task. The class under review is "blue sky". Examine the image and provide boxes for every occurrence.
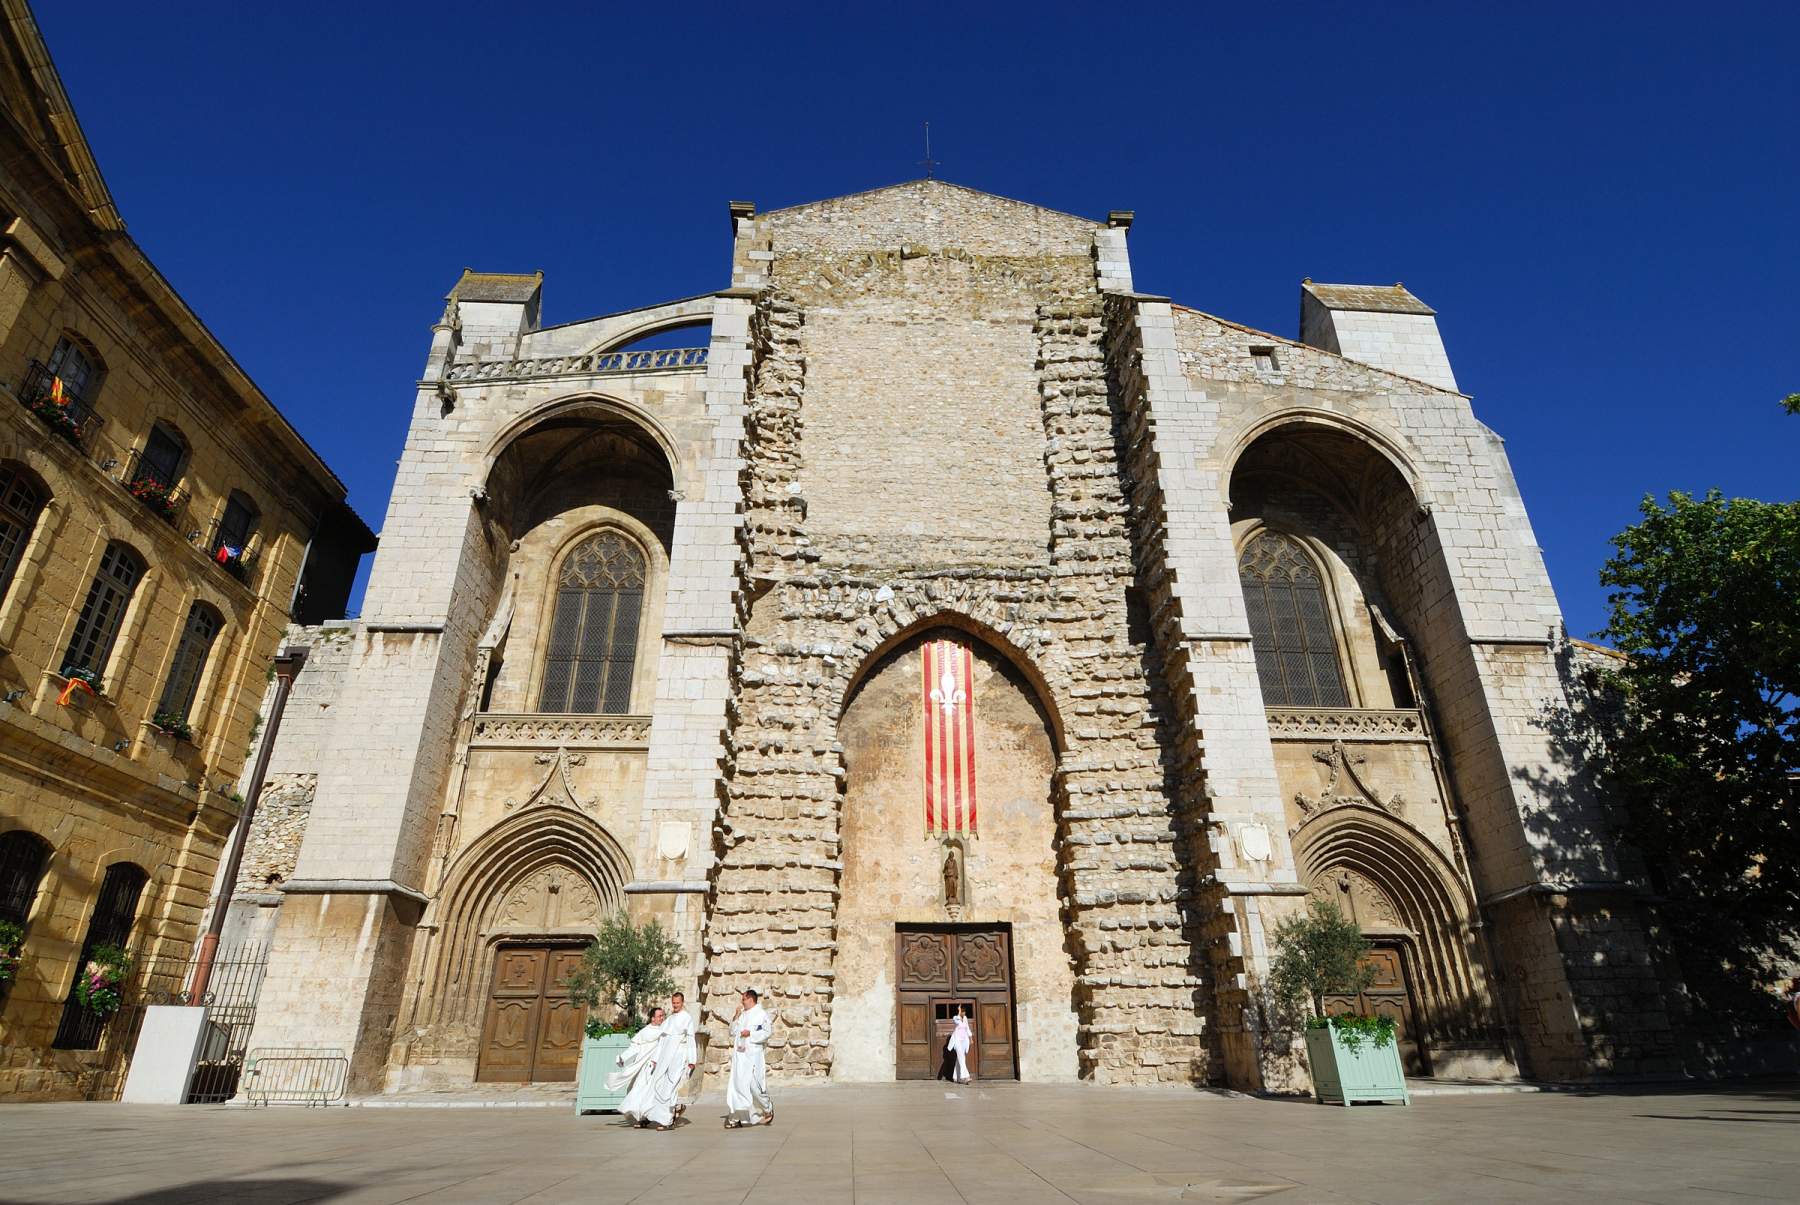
[39,2,1797,638]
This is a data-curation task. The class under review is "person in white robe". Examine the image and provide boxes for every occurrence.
[723,989,774,1128]
[650,991,698,1121]
[607,1007,672,1128]
[947,1008,973,1084]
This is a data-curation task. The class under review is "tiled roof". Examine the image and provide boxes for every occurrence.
[1301,281,1435,316]
[452,270,543,303]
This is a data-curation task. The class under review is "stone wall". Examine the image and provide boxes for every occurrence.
[698,183,1215,1085]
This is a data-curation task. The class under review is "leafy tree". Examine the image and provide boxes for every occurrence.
[1596,489,1799,1014]
[1781,392,1799,416]
[565,912,685,1031]
[1268,898,1376,1018]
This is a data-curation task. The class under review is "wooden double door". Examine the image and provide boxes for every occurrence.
[896,925,1017,1081]
[476,944,586,1083]
[1322,944,1428,1075]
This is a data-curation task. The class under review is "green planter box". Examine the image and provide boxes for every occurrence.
[1305,1024,1411,1106]
[575,1033,634,1114]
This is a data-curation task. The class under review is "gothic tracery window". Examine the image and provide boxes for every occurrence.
[1239,530,1350,708]
[537,531,646,714]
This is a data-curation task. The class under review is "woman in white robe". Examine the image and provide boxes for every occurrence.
[947,1009,973,1084]
[607,1008,672,1128]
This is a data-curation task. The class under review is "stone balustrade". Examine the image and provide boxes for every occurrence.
[1263,707,1428,742]
[467,713,653,750]
[444,347,707,384]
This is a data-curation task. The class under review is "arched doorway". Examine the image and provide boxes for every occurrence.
[397,803,630,1087]
[1295,810,1511,1079]
[832,625,1078,1082]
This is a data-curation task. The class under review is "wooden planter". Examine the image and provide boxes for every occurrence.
[574,1033,633,1114]
[1305,1023,1411,1106]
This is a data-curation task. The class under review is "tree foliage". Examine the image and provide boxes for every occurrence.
[565,912,685,1031]
[1268,898,1376,1018]
[1597,488,1800,1012]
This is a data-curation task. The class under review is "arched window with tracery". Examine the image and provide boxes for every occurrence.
[537,531,646,714]
[1238,530,1350,708]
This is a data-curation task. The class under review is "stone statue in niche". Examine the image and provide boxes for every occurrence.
[940,838,968,918]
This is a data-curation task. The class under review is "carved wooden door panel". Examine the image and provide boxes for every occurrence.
[894,926,1016,1081]
[532,948,588,1082]
[478,946,547,1082]
[1322,945,1427,1076]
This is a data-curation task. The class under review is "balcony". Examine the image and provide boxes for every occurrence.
[117,449,189,527]
[17,360,104,452]
[205,519,259,584]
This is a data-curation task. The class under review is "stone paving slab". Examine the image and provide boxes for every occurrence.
[1,1081,1796,1204]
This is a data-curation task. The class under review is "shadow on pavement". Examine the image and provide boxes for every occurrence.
[10,1179,348,1204]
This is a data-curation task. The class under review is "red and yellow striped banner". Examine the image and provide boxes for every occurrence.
[922,638,977,835]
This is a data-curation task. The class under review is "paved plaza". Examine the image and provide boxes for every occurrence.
[2,1082,1796,1205]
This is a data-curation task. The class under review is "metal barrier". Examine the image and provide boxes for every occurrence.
[241,1048,349,1106]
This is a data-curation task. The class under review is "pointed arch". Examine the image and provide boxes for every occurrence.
[838,608,1068,753]
[414,803,632,1042]
[1293,808,1498,1051]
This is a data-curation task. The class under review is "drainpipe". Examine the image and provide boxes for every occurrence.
[189,648,307,1001]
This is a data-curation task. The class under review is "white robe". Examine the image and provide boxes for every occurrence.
[947,1016,972,1082]
[724,1004,773,1124]
[607,1022,671,1126]
[648,1007,698,1115]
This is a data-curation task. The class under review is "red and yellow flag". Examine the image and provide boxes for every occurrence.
[922,638,977,834]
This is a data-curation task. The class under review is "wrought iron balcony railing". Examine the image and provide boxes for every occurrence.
[17,360,104,451]
[117,449,188,527]
[205,519,259,584]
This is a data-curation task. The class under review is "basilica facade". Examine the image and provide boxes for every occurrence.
[232,181,1683,1095]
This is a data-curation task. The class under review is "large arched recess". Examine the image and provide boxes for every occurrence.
[830,622,1081,1083]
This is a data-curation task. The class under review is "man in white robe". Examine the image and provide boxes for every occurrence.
[723,989,773,1128]
[651,991,698,1121]
[608,1007,673,1128]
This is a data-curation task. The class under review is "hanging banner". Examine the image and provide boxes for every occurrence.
[921,638,977,835]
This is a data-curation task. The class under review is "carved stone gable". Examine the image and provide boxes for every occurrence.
[1292,739,1404,831]
[503,746,597,813]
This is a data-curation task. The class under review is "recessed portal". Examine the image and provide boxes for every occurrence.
[895,925,1017,1081]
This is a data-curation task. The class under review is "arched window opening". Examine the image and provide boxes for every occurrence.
[45,335,101,401]
[121,423,189,525]
[158,603,222,723]
[62,542,146,684]
[0,463,47,606]
[209,491,259,581]
[1239,530,1350,708]
[0,829,52,928]
[52,861,147,1049]
[537,532,646,714]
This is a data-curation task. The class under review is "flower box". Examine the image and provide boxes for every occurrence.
[1305,1021,1411,1106]
[575,1032,633,1114]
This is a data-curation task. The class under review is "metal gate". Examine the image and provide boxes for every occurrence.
[92,943,269,1103]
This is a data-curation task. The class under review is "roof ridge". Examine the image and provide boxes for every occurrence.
[758,178,1101,226]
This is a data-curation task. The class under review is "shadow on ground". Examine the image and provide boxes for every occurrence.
[9,1180,348,1205]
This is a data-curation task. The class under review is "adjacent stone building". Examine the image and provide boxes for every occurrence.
[0,3,371,1100]
[238,178,1691,1096]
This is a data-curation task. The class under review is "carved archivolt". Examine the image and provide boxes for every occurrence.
[398,804,631,1061]
[1294,810,1498,1047]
